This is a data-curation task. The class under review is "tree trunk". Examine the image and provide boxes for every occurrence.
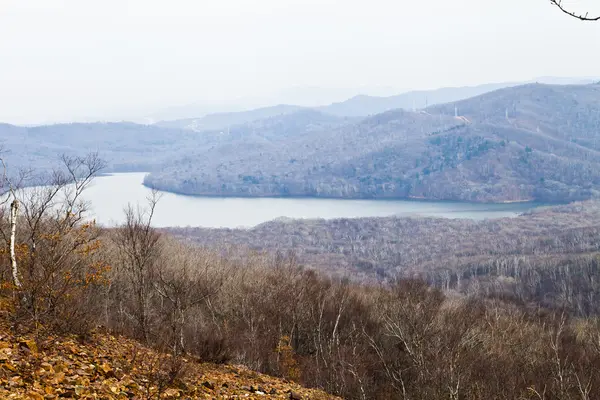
[10,198,20,288]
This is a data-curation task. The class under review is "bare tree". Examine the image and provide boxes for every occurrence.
[0,153,30,289]
[153,240,228,357]
[15,154,105,322]
[0,152,109,333]
[17,154,104,271]
[9,198,19,288]
[113,189,163,342]
[550,0,600,21]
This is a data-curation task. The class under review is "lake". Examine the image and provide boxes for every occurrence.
[79,173,544,228]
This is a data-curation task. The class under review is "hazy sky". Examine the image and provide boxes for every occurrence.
[1,0,599,124]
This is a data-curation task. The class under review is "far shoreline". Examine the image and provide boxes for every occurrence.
[95,172,563,207]
[132,175,551,207]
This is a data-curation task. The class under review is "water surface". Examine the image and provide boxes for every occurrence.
[80,173,544,228]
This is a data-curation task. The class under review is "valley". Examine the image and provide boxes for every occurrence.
[4,2,600,399]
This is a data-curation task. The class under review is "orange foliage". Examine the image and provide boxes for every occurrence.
[275,335,300,382]
[0,215,111,330]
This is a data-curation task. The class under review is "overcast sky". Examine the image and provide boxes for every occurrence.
[1,0,599,124]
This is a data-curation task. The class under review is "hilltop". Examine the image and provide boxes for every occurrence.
[314,81,526,117]
[0,110,352,174]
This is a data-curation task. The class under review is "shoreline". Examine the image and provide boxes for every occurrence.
[139,180,548,206]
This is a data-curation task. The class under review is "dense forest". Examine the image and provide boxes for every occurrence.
[2,158,600,399]
[165,200,600,315]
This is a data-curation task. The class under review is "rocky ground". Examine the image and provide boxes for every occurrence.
[0,322,338,399]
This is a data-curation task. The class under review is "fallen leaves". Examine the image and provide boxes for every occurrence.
[0,322,339,400]
[17,339,37,354]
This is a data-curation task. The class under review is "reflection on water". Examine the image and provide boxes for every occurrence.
[75,173,543,228]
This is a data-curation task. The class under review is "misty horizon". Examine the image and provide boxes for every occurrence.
[2,0,600,125]
[4,76,600,126]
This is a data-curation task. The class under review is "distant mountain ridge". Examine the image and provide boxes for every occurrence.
[2,80,600,204]
[155,104,305,131]
[315,82,524,117]
[0,122,199,173]
[155,83,525,131]
[144,82,600,203]
[154,77,600,131]
[0,108,353,173]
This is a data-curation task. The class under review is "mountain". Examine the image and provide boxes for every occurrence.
[0,110,352,175]
[317,77,600,117]
[270,85,404,106]
[0,122,204,173]
[155,83,521,130]
[154,78,600,130]
[144,83,600,203]
[3,82,600,204]
[155,104,306,131]
[316,82,524,117]
[139,103,247,124]
[531,76,600,85]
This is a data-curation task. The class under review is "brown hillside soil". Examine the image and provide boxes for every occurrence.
[0,322,338,400]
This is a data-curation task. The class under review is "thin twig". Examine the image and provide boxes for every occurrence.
[550,0,600,21]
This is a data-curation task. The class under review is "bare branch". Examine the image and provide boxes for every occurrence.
[550,0,600,21]
[58,153,106,228]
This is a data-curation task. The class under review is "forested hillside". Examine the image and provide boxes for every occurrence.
[2,83,600,203]
[0,110,354,176]
[146,83,600,203]
[0,122,201,172]
[165,200,600,314]
[3,156,600,400]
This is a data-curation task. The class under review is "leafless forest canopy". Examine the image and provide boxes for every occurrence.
[165,201,600,314]
[3,167,600,399]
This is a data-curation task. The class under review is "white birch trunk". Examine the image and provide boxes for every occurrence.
[10,198,20,288]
